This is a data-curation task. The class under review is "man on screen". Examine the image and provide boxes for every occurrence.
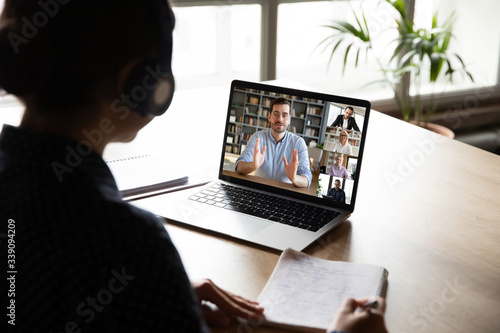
[327,179,346,203]
[235,98,312,188]
[330,106,361,132]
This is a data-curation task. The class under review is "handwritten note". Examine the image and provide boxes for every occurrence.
[258,248,388,332]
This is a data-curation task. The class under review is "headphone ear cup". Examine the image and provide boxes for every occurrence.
[122,0,175,117]
[122,61,175,117]
[122,63,148,117]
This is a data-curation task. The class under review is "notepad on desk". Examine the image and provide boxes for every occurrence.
[105,154,192,200]
[258,248,388,332]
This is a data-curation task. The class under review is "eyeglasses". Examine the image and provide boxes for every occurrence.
[340,135,347,137]
[271,111,290,120]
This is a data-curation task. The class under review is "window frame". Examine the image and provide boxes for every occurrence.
[171,0,500,130]
[1,0,498,130]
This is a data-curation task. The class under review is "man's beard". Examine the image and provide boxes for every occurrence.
[271,121,287,134]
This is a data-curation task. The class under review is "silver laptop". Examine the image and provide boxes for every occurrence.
[134,80,370,251]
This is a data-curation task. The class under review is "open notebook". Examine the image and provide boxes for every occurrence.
[257,248,388,332]
[105,154,190,200]
[134,80,371,251]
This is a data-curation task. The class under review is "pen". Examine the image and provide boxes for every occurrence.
[361,299,378,310]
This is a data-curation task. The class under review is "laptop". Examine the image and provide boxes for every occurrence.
[134,80,370,251]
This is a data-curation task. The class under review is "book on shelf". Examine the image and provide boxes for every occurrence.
[228,124,241,134]
[306,119,320,127]
[305,128,318,137]
[244,107,258,116]
[306,106,323,116]
[258,248,388,332]
[242,133,253,141]
[259,119,270,127]
[303,97,322,103]
[225,145,239,154]
[247,96,260,104]
[244,117,257,125]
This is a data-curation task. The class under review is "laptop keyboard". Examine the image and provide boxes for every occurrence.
[189,183,341,232]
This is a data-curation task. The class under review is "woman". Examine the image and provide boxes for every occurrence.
[328,154,352,180]
[333,130,353,155]
[0,1,386,332]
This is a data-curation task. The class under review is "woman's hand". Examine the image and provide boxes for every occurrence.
[328,297,388,333]
[192,279,265,327]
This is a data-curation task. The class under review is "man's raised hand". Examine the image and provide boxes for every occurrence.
[282,149,299,184]
[253,137,266,170]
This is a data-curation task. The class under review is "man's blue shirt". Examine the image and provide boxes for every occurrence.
[235,129,312,186]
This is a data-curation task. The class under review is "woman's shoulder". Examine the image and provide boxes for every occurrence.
[100,199,167,235]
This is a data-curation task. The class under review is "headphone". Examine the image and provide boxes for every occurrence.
[122,0,175,117]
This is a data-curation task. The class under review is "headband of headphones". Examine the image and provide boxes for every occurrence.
[123,0,175,117]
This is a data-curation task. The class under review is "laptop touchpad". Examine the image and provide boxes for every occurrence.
[198,209,272,238]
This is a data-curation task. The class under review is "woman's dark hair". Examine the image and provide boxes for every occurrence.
[0,0,172,114]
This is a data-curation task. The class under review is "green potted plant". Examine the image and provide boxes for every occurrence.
[316,180,323,197]
[318,0,473,131]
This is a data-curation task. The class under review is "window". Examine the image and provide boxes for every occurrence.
[1,0,498,125]
[276,1,396,101]
[171,4,261,90]
[275,0,500,106]
[412,0,500,94]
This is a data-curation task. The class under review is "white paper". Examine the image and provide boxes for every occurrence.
[258,248,388,331]
[105,154,188,197]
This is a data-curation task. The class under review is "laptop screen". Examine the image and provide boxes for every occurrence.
[219,80,370,212]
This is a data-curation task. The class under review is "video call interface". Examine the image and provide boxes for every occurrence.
[222,85,367,206]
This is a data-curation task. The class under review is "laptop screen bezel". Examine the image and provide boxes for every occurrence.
[218,80,371,213]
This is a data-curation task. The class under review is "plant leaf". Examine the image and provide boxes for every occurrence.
[342,43,354,74]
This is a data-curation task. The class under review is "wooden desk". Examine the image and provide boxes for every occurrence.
[133,85,500,333]
[4,85,498,332]
[222,170,318,196]
[153,107,500,333]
